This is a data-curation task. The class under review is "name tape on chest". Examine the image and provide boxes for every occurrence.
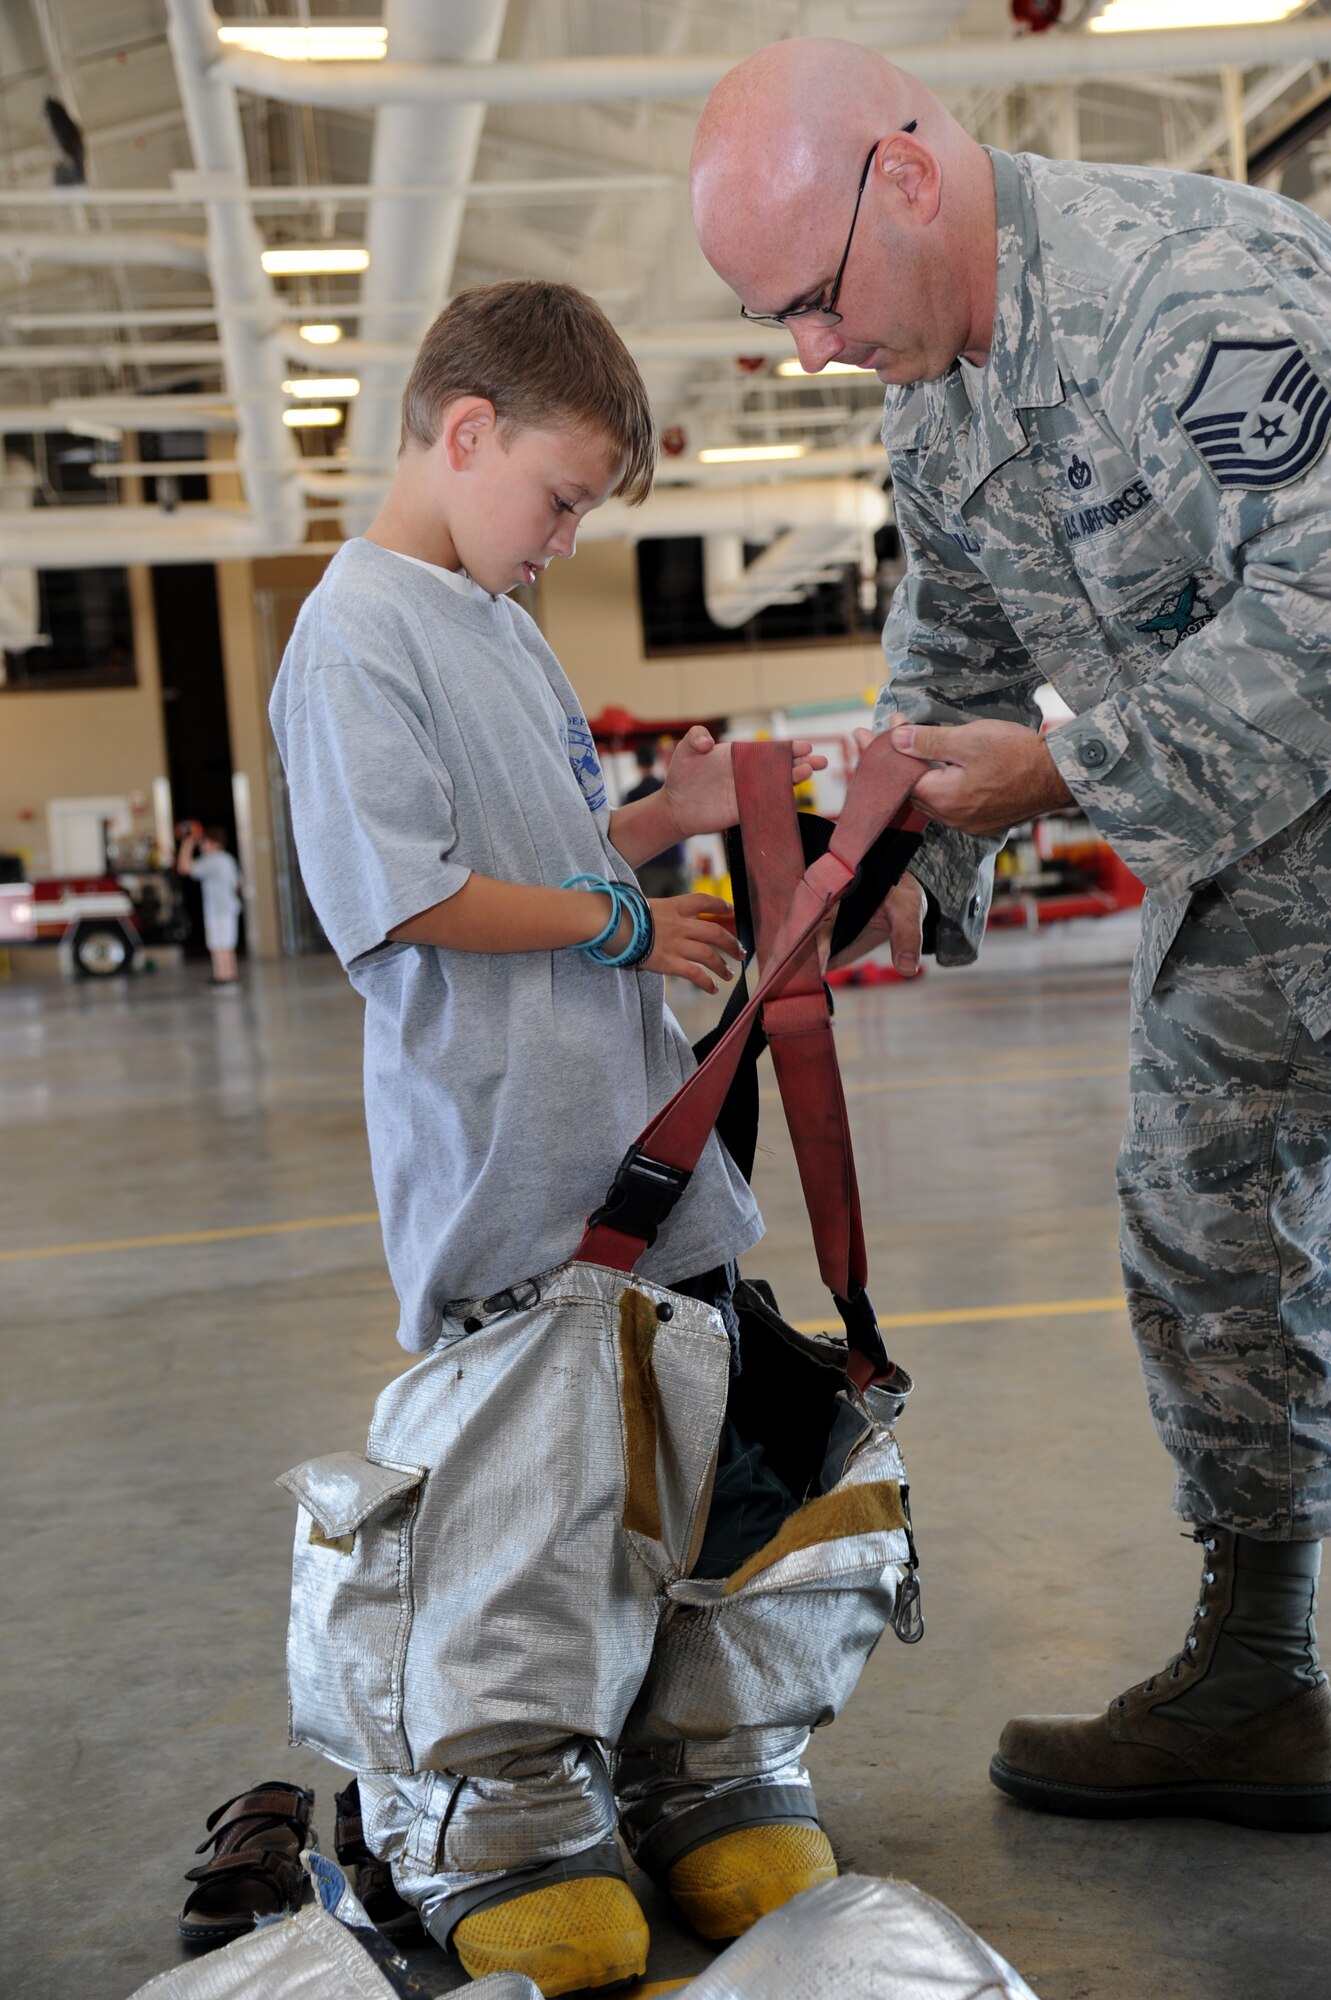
[1176,336,1331,490]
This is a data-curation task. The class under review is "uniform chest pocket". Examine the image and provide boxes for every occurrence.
[1031,426,1204,623]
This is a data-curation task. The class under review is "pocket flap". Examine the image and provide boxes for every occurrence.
[276,1452,425,1538]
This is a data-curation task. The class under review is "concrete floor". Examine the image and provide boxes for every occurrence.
[3,915,1326,1999]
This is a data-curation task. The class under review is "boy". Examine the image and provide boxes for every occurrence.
[175,822,242,986]
[270,282,847,1991]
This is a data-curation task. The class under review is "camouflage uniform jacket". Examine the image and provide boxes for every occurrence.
[880,148,1331,1034]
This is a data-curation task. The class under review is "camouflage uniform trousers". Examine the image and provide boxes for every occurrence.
[1121,881,1331,1541]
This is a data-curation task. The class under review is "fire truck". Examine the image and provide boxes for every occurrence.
[0,840,190,977]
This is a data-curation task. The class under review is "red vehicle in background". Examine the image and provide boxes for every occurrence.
[0,837,190,977]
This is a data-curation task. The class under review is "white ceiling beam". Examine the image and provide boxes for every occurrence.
[0,231,208,273]
[0,174,677,211]
[0,342,224,369]
[209,23,1331,109]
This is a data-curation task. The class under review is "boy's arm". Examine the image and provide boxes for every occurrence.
[608,725,828,867]
[388,872,742,992]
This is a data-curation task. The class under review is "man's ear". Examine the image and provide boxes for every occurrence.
[877,136,940,225]
[440,396,498,472]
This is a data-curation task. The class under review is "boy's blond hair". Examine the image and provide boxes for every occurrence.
[400,280,656,504]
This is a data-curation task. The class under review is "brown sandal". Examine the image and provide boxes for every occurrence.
[178,1780,316,1948]
[333,1780,420,1937]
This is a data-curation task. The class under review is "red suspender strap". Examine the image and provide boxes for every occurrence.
[575,731,921,1296]
[731,741,867,1305]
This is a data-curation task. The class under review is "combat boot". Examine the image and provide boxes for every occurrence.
[990,1527,1331,1831]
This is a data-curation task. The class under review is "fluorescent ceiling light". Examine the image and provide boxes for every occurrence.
[282,376,360,398]
[1089,0,1308,29]
[261,246,369,276]
[283,406,343,427]
[299,323,343,344]
[775,359,878,377]
[217,25,387,61]
[698,443,807,463]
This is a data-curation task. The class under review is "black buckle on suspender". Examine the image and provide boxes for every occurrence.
[834,1283,893,1381]
[587,1146,691,1249]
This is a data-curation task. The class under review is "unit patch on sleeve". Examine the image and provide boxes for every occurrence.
[1176,336,1331,490]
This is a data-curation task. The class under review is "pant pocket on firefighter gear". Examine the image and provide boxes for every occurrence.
[641,1404,916,1743]
[278,1451,426,1773]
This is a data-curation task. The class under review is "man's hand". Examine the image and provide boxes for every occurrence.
[882,715,1073,835]
[827,870,926,977]
[646,892,743,992]
[660,725,828,840]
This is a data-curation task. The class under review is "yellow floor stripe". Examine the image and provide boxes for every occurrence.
[791,1294,1125,1333]
[0,1211,379,1264]
[0,1218,1126,1333]
[762,1061,1127,1101]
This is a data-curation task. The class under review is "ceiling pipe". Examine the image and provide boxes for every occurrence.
[0,231,208,273]
[0,342,225,370]
[0,173,678,210]
[0,475,888,576]
[0,504,280,567]
[345,0,510,535]
[208,21,1331,109]
[297,446,889,500]
[164,0,304,545]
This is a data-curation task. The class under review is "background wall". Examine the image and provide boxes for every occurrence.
[0,561,167,875]
[537,542,886,723]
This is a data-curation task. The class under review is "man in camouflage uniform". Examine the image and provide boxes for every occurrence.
[692,38,1331,1830]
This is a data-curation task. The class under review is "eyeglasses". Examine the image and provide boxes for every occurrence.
[739,121,917,331]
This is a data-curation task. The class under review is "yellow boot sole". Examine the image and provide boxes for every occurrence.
[666,1823,837,1941]
[453,1875,650,1995]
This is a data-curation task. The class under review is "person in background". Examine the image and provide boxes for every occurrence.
[176,822,243,988]
[624,739,691,898]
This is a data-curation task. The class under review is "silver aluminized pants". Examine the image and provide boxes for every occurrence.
[281,1263,914,1940]
[1121,883,1331,1540]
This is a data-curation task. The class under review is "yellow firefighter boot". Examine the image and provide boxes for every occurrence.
[452,1875,650,1995]
[666,1823,837,1941]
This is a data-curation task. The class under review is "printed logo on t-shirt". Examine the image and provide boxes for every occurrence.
[566,714,607,813]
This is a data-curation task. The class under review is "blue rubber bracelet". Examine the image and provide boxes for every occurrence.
[562,875,654,968]
[562,874,620,954]
[592,883,655,968]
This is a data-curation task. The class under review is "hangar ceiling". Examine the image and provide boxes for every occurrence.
[2,0,1331,585]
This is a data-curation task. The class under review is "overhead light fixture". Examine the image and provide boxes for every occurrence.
[697,443,807,464]
[282,376,360,398]
[775,359,878,377]
[283,406,343,427]
[261,247,369,276]
[299,323,343,345]
[217,25,387,61]
[1089,0,1309,29]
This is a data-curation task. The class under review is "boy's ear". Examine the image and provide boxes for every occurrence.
[440,396,498,471]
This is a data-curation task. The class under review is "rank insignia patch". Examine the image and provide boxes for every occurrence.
[1176,336,1331,490]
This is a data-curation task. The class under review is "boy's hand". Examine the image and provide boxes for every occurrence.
[646,893,743,992]
[661,725,828,839]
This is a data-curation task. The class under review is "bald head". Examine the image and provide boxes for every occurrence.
[691,39,997,384]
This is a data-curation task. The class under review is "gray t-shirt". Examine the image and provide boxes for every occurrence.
[191,849,242,934]
[270,537,763,1350]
